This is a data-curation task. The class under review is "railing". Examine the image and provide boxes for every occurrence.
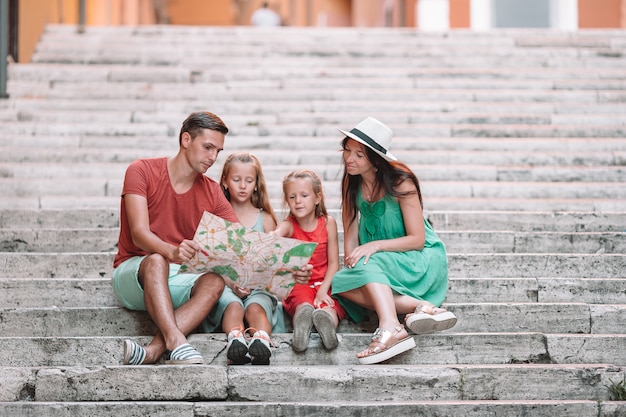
[0,0,8,99]
[78,0,85,33]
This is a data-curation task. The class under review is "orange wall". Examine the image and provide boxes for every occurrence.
[167,0,233,26]
[578,0,625,28]
[450,0,470,28]
[18,0,81,63]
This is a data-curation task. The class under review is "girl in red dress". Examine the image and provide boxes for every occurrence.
[273,170,346,352]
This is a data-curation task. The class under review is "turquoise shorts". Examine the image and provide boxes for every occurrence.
[201,287,285,333]
[112,256,205,311]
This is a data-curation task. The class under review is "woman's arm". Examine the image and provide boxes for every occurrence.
[343,179,425,267]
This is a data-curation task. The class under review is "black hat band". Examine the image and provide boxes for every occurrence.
[350,128,387,155]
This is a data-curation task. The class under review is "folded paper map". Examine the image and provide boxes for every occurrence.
[180,211,317,299]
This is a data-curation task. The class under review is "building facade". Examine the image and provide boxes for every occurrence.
[10,0,626,63]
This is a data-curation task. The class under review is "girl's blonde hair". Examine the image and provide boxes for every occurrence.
[220,152,277,225]
[281,169,328,219]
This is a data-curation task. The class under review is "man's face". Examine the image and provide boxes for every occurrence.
[182,129,225,174]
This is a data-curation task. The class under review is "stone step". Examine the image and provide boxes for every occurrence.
[2,277,624,308]
[7,83,626,108]
[31,34,625,55]
[1,302,623,337]
[0,400,623,417]
[3,161,625,184]
[1,252,624,278]
[0,363,622,402]
[6,107,626,128]
[9,68,626,92]
[3,146,624,168]
[2,209,623,233]
[1,332,625,367]
[4,195,624,212]
[10,60,626,82]
[9,76,626,99]
[2,177,625,201]
[5,134,626,153]
[1,228,623,254]
[0,208,619,230]
[5,97,626,116]
[30,45,626,68]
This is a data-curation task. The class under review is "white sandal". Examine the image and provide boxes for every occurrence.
[357,326,416,365]
[405,305,457,335]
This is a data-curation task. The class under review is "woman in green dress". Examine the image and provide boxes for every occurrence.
[331,117,457,365]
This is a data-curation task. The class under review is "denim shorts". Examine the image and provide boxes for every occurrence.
[112,256,205,311]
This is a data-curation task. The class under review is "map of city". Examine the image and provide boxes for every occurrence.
[180,211,318,299]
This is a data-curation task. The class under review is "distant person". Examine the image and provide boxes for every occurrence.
[251,2,281,27]
[332,117,457,365]
[112,111,238,365]
[273,170,346,352]
[152,0,169,24]
[202,152,282,365]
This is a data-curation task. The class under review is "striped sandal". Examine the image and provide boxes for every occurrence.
[162,343,204,365]
[123,339,146,365]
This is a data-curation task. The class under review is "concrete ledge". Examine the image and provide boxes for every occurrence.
[0,400,618,417]
[4,277,625,308]
[0,333,550,367]
[1,253,624,278]
[1,252,624,279]
[1,209,623,232]
[0,364,621,402]
[2,228,624,253]
[0,302,596,337]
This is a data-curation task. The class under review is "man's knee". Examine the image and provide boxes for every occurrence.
[138,253,169,288]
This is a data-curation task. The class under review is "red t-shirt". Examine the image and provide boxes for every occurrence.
[113,157,238,268]
[288,216,328,285]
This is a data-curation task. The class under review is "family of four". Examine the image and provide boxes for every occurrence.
[112,111,457,366]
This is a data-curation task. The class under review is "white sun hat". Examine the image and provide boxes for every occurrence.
[338,117,397,162]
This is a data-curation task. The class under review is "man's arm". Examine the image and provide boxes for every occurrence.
[124,193,198,263]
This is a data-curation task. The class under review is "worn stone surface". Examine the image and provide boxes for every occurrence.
[0,24,625,415]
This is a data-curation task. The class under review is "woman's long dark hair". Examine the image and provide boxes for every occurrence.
[341,137,423,229]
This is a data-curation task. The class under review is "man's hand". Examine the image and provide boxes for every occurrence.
[172,239,200,263]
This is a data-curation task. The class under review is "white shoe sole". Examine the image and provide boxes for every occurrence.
[406,311,457,335]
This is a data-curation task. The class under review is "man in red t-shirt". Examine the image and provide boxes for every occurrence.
[112,111,239,365]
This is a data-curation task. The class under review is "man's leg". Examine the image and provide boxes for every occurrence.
[139,253,224,363]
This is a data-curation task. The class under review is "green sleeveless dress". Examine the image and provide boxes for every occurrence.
[331,192,449,323]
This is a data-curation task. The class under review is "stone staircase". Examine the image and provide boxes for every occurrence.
[0,25,625,416]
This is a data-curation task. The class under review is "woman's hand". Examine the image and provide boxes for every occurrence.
[344,241,381,268]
